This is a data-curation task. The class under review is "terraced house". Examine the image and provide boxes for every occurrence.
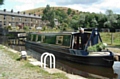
[0,9,42,29]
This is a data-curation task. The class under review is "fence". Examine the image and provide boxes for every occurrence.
[100,32,120,46]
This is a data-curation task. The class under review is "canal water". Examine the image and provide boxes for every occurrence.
[10,45,120,79]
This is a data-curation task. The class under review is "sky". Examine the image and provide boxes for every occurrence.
[0,0,120,14]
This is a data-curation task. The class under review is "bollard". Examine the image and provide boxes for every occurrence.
[20,51,27,60]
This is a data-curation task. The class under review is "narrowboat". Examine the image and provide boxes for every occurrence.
[25,28,114,67]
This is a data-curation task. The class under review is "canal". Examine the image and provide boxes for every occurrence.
[10,45,120,79]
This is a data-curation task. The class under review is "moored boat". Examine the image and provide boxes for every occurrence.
[25,28,114,67]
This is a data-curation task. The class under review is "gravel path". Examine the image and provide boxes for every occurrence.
[0,45,55,79]
[108,47,120,54]
[0,45,86,79]
[0,51,43,79]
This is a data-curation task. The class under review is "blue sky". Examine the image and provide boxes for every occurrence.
[0,0,120,14]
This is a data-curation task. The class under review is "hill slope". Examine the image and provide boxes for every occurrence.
[24,7,80,15]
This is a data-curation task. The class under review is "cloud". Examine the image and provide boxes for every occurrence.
[9,0,46,4]
[50,0,102,5]
[10,0,47,11]
[3,0,120,14]
[66,4,104,13]
[64,0,120,14]
[97,0,120,13]
[15,3,35,11]
[42,0,105,13]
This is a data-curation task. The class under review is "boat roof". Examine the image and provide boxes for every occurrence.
[30,31,77,35]
[29,28,100,36]
[29,28,94,35]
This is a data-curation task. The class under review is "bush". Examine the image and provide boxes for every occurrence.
[42,26,47,31]
[87,43,107,52]
[5,26,12,30]
[23,26,29,30]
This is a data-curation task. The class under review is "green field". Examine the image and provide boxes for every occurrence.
[100,32,120,47]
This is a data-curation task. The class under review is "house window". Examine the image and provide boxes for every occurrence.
[25,18,27,21]
[36,20,38,23]
[4,15,6,20]
[19,18,21,21]
[0,21,2,27]
[4,21,6,25]
[12,17,15,21]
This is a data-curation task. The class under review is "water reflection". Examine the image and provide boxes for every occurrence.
[113,62,120,79]
[56,59,118,79]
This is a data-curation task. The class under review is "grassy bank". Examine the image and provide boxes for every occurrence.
[0,45,68,79]
[100,32,120,47]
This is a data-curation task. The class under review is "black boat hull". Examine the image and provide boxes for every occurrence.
[25,41,114,67]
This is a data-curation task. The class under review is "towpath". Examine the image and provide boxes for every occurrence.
[108,46,120,61]
[0,45,86,79]
[0,45,54,79]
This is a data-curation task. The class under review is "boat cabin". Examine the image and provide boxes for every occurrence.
[27,28,102,51]
[71,28,102,50]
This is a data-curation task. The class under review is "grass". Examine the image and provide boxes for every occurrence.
[52,73,69,79]
[0,44,68,79]
[100,32,120,47]
[0,45,20,60]
[22,61,68,79]
[24,7,79,15]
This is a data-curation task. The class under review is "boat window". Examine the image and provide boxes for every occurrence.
[62,35,71,46]
[32,34,36,41]
[79,36,82,49]
[79,37,81,44]
[73,33,90,49]
[26,33,30,40]
[44,35,56,44]
[35,35,38,41]
[38,35,41,41]
[31,34,33,41]
[73,36,78,49]
[80,33,89,49]
[41,35,45,43]
[56,36,63,45]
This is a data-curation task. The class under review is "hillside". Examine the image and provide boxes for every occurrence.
[24,6,120,31]
[24,7,80,15]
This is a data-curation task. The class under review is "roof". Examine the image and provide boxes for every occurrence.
[0,10,41,19]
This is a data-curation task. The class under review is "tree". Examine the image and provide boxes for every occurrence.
[0,0,4,5]
[42,4,51,21]
[96,13,107,28]
[116,15,120,29]
[55,9,68,23]
[42,5,56,28]
[67,8,72,15]
[70,19,79,30]
[60,22,68,31]
[72,15,79,20]
[116,19,120,29]
[78,13,86,28]
[72,11,75,15]
[91,18,98,27]
[104,10,118,28]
